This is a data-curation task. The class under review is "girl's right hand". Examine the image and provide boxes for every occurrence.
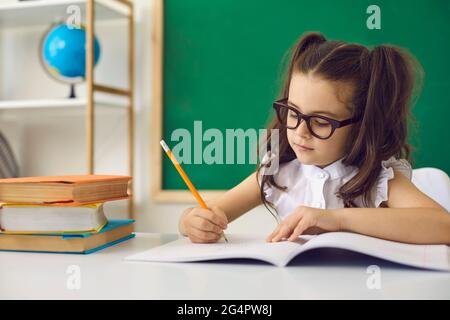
[180,206,228,243]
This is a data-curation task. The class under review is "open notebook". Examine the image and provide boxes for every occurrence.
[124,232,450,271]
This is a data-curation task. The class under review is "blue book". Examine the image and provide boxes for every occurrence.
[0,219,135,254]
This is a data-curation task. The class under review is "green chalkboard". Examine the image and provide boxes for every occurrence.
[162,0,450,191]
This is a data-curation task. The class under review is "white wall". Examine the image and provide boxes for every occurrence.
[0,0,276,235]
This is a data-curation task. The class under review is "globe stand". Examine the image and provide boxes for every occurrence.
[68,84,76,99]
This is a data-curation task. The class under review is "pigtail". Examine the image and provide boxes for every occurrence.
[369,45,418,160]
[341,45,423,207]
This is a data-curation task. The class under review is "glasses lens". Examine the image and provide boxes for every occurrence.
[285,108,300,129]
[275,105,300,129]
[309,116,333,138]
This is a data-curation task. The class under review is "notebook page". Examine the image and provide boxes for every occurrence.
[302,232,450,271]
[124,234,313,266]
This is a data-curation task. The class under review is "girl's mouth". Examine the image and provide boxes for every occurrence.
[293,143,314,151]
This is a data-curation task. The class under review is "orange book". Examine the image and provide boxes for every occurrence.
[0,175,131,204]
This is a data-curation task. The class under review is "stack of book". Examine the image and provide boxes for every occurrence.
[0,175,134,254]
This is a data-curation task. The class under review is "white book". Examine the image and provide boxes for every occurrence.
[124,232,450,271]
[0,202,107,233]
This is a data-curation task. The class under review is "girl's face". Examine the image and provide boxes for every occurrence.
[287,72,355,168]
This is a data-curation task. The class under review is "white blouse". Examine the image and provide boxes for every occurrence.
[259,156,412,220]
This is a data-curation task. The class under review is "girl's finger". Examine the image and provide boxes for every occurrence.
[189,226,221,242]
[271,215,302,242]
[211,206,229,228]
[192,216,223,234]
[194,208,227,229]
[188,233,216,244]
[266,224,282,242]
[288,220,309,241]
[271,223,294,242]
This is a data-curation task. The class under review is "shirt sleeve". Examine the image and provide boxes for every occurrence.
[372,156,413,207]
[257,151,281,205]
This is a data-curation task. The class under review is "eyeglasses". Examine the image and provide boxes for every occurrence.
[273,98,361,140]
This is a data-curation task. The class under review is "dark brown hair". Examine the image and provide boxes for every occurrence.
[257,31,423,215]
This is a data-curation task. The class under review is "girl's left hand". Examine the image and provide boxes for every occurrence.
[266,206,342,242]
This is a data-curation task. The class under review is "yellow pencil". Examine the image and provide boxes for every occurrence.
[160,140,229,242]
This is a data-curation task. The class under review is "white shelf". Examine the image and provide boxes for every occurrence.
[0,0,130,28]
[0,98,127,110]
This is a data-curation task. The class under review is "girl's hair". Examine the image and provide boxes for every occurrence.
[257,31,424,215]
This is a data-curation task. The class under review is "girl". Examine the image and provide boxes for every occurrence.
[178,32,450,245]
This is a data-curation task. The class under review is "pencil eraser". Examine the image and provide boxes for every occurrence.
[160,140,169,152]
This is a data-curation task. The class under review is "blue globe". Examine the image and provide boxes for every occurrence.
[41,23,101,81]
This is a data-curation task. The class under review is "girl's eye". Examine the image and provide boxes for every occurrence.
[288,110,298,118]
[312,118,330,127]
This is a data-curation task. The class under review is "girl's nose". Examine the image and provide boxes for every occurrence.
[295,118,311,138]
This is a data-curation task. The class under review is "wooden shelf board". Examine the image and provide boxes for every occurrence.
[0,97,127,110]
[0,0,130,28]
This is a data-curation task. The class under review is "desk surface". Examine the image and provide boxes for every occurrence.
[1,233,449,299]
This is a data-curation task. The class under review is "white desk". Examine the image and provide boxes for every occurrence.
[1,233,449,299]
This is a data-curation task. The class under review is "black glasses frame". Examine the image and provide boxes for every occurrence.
[273,98,361,140]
